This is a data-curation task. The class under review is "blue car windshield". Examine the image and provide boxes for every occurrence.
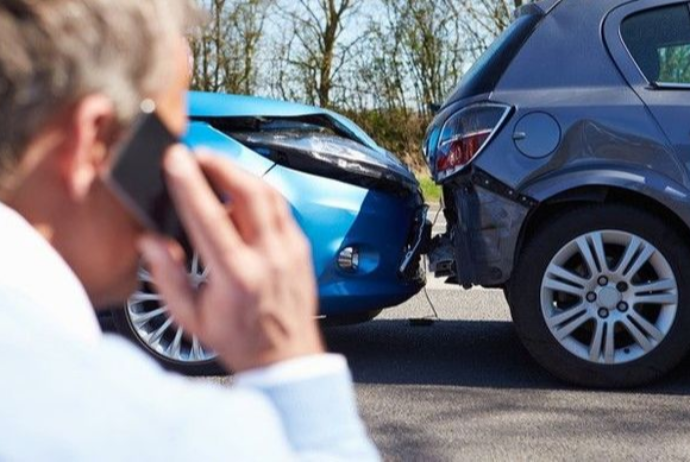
[445,14,542,104]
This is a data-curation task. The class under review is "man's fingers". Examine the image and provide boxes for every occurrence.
[138,235,199,335]
[196,153,286,243]
[163,146,241,269]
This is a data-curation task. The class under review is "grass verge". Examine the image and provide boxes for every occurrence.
[418,175,442,204]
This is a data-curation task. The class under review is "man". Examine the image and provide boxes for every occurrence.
[0,1,379,460]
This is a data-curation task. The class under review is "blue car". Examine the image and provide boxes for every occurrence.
[109,91,428,375]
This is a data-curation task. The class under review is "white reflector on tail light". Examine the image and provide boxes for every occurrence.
[436,103,511,181]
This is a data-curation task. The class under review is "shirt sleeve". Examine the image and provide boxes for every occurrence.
[234,354,349,387]
[234,354,381,461]
[0,320,381,462]
[99,338,380,462]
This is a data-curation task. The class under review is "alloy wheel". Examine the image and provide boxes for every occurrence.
[541,230,678,365]
[125,253,218,364]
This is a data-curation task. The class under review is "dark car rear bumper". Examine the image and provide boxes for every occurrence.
[428,170,536,287]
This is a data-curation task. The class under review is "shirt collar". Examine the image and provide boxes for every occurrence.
[0,202,102,344]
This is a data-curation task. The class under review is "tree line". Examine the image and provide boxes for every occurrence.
[189,0,526,170]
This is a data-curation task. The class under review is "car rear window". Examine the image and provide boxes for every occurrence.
[444,13,543,103]
[621,4,690,84]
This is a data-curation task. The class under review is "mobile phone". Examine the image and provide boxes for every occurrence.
[104,109,186,240]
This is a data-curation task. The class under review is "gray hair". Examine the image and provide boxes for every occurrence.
[0,0,200,178]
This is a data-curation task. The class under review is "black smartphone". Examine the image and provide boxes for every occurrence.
[104,110,186,240]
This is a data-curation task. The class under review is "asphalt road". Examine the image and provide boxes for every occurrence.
[207,206,690,461]
[324,287,690,461]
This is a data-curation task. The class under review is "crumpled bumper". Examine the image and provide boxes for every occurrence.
[428,170,536,288]
[399,205,432,281]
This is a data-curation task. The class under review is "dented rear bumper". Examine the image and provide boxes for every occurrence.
[428,169,537,288]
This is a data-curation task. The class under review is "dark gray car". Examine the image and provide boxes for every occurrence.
[425,0,690,387]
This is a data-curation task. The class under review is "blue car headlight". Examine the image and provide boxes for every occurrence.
[196,117,420,196]
[235,131,419,196]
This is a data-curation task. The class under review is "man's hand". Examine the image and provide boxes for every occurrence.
[138,146,324,373]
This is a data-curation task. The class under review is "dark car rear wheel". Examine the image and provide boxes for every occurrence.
[509,204,690,388]
[112,253,224,376]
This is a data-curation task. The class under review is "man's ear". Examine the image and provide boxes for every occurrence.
[59,95,116,201]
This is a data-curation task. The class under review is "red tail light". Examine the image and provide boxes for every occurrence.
[435,103,511,180]
[436,130,491,173]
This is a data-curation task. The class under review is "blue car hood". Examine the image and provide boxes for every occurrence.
[188,91,415,185]
[189,91,379,147]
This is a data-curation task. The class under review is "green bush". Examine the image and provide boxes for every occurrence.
[418,176,442,204]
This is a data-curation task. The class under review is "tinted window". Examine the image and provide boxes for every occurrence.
[622,4,690,84]
[444,14,542,104]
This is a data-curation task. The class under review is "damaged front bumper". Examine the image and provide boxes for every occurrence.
[400,204,432,280]
[428,169,537,288]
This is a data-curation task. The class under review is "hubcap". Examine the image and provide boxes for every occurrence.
[541,230,678,365]
[126,253,218,364]
[597,286,621,310]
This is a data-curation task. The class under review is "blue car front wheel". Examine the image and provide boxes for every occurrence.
[112,253,224,376]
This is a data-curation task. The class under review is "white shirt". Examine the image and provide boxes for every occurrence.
[0,204,379,461]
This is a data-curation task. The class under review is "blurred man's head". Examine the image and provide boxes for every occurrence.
[0,0,198,307]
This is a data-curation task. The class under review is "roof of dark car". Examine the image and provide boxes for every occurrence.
[532,0,561,13]
[533,0,641,16]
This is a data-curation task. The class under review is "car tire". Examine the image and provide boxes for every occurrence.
[508,203,690,388]
[502,285,513,310]
[111,308,225,376]
[111,253,225,377]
